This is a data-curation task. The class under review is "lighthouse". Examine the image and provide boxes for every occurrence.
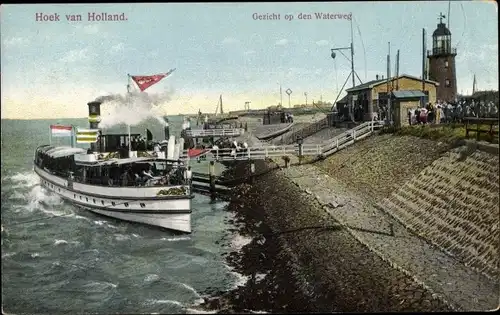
[427,12,458,102]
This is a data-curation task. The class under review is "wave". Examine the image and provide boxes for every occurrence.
[179,282,205,306]
[6,172,90,223]
[144,299,183,307]
[2,252,16,259]
[81,280,118,290]
[185,308,218,314]
[8,172,40,189]
[160,236,191,242]
[144,274,160,284]
[53,239,80,246]
[223,264,249,291]
[114,234,130,241]
[94,220,118,230]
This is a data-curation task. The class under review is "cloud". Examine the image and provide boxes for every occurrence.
[110,43,125,54]
[222,37,239,45]
[61,48,94,63]
[275,39,288,46]
[316,40,329,46]
[3,37,29,48]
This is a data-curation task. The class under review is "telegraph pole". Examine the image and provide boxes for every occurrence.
[330,14,363,120]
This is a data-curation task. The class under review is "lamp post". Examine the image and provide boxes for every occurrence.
[330,17,362,121]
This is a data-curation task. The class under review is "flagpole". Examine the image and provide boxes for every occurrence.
[71,125,75,148]
[127,74,132,155]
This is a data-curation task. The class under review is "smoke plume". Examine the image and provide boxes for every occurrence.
[97,89,174,128]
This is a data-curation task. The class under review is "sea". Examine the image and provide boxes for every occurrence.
[1,117,251,314]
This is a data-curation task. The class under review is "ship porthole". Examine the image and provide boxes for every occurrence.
[124,202,129,207]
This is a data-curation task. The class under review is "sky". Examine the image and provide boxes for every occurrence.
[1,1,498,119]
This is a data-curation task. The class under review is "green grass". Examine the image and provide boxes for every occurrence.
[381,123,499,143]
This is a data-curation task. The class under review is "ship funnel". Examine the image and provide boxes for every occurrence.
[87,101,102,152]
[163,116,170,140]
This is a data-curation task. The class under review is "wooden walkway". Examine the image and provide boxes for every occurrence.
[185,128,245,138]
[181,120,386,162]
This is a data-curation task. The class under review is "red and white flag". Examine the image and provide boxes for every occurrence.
[130,68,176,92]
[50,125,73,137]
[187,148,209,158]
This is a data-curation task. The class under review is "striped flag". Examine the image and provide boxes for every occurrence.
[50,125,73,137]
[76,128,100,143]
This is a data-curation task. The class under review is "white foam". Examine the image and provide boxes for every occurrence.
[114,234,130,241]
[9,172,40,188]
[2,252,16,259]
[145,299,183,307]
[185,308,218,314]
[255,272,267,283]
[144,274,160,283]
[223,264,250,290]
[94,220,117,229]
[82,281,117,290]
[230,233,253,251]
[53,239,80,246]
[160,236,191,242]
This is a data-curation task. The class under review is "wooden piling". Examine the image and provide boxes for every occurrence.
[209,161,216,201]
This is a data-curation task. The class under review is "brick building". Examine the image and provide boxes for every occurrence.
[341,74,439,121]
[427,13,458,103]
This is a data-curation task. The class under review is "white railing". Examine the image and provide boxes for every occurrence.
[179,120,386,162]
[185,128,245,137]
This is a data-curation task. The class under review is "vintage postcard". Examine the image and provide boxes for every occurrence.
[1,2,498,314]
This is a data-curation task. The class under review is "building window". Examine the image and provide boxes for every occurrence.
[445,79,451,87]
[444,61,449,68]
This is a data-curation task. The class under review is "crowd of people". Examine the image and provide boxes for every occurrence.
[406,100,498,125]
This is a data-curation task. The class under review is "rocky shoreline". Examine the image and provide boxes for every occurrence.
[198,160,453,313]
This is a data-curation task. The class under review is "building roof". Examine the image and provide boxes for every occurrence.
[336,94,349,104]
[433,22,452,36]
[345,74,439,93]
[391,90,427,99]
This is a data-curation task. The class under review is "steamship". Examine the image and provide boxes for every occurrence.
[33,100,194,233]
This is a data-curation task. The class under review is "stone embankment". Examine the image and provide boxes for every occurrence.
[202,121,499,312]
[379,143,499,280]
[202,160,452,313]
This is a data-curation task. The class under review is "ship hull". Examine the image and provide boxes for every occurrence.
[34,165,193,233]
